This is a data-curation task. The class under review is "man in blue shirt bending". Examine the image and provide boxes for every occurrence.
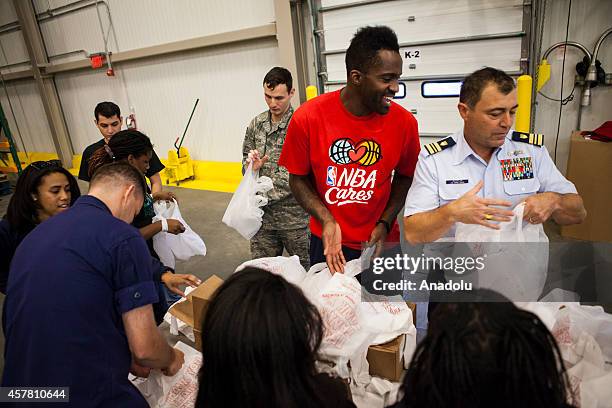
[3,162,184,407]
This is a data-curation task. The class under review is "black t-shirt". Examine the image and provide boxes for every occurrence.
[132,186,158,258]
[78,139,165,181]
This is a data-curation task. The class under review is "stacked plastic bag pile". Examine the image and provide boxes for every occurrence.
[236,254,417,408]
[519,291,612,408]
[148,254,414,407]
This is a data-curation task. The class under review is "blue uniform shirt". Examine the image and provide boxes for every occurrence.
[2,195,158,407]
[404,129,577,238]
[0,219,32,294]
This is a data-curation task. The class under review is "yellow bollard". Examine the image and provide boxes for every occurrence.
[305,85,318,101]
[536,59,551,91]
[515,75,533,133]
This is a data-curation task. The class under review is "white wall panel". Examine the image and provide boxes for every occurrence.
[0,1,30,71]
[0,31,31,71]
[57,38,281,162]
[33,0,76,10]
[35,0,275,60]
[321,0,523,51]
[0,2,50,154]
[325,37,522,82]
[0,80,56,153]
[321,0,379,7]
[0,1,18,26]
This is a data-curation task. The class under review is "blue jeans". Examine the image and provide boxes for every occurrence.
[153,283,182,325]
[309,234,362,267]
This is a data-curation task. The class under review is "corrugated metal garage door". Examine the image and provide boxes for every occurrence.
[312,0,527,141]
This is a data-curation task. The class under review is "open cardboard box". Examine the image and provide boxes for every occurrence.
[168,274,224,350]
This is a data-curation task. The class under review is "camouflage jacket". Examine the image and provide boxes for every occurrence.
[241,107,308,230]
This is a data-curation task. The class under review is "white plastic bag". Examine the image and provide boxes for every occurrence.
[163,286,198,341]
[360,292,414,345]
[350,377,401,408]
[552,304,612,366]
[235,255,306,286]
[152,199,206,269]
[131,341,202,408]
[316,271,377,377]
[516,301,612,408]
[300,246,375,303]
[300,262,333,305]
[454,203,549,300]
[580,371,612,408]
[455,202,546,242]
[222,163,273,240]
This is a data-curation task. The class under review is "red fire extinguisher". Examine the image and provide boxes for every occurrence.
[126,106,137,130]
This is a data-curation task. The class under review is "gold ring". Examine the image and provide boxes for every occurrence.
[484,214,493,220]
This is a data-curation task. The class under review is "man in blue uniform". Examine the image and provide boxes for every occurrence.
[2,162,184,407]
[404,67,586,243]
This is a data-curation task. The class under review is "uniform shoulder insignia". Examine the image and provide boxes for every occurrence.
[512,131,544,147]
[424,136,456,155]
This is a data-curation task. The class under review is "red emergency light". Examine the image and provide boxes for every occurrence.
[90,54,105,69]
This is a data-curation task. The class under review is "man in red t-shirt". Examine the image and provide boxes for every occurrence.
[279,26,420,273]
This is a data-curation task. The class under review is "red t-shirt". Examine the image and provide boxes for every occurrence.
[279,89,420,249]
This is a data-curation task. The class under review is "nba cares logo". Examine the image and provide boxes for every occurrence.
[328,138,381,166]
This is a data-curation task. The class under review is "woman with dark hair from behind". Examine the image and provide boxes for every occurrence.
[390,290,575,408]
[196,267,355,408]
[0,161,80,293]
[88,129,184,244]
[88,129,200,323]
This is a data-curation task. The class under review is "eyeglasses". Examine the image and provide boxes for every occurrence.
[30,160,62,171]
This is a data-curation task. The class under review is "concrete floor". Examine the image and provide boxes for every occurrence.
[0,182,251,375]
[153,185,252,280]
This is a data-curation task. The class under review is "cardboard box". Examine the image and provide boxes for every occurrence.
[406,302,416,327]
[366,334,406,382]
[193,328,203,352]
[169,274,224,351]
[562,132,612,242]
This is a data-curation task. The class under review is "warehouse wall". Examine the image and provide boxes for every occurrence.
[54,38,279,163]
[0,2,57,153]
[1,0,282,162]
[534,0,612,173]
[2,0,610,168]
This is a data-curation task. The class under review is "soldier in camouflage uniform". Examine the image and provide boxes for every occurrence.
[242,67,310,269]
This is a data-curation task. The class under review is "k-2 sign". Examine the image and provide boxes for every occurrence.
[401,48,422,61]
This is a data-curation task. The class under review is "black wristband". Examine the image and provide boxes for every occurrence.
[376,219,391,234]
